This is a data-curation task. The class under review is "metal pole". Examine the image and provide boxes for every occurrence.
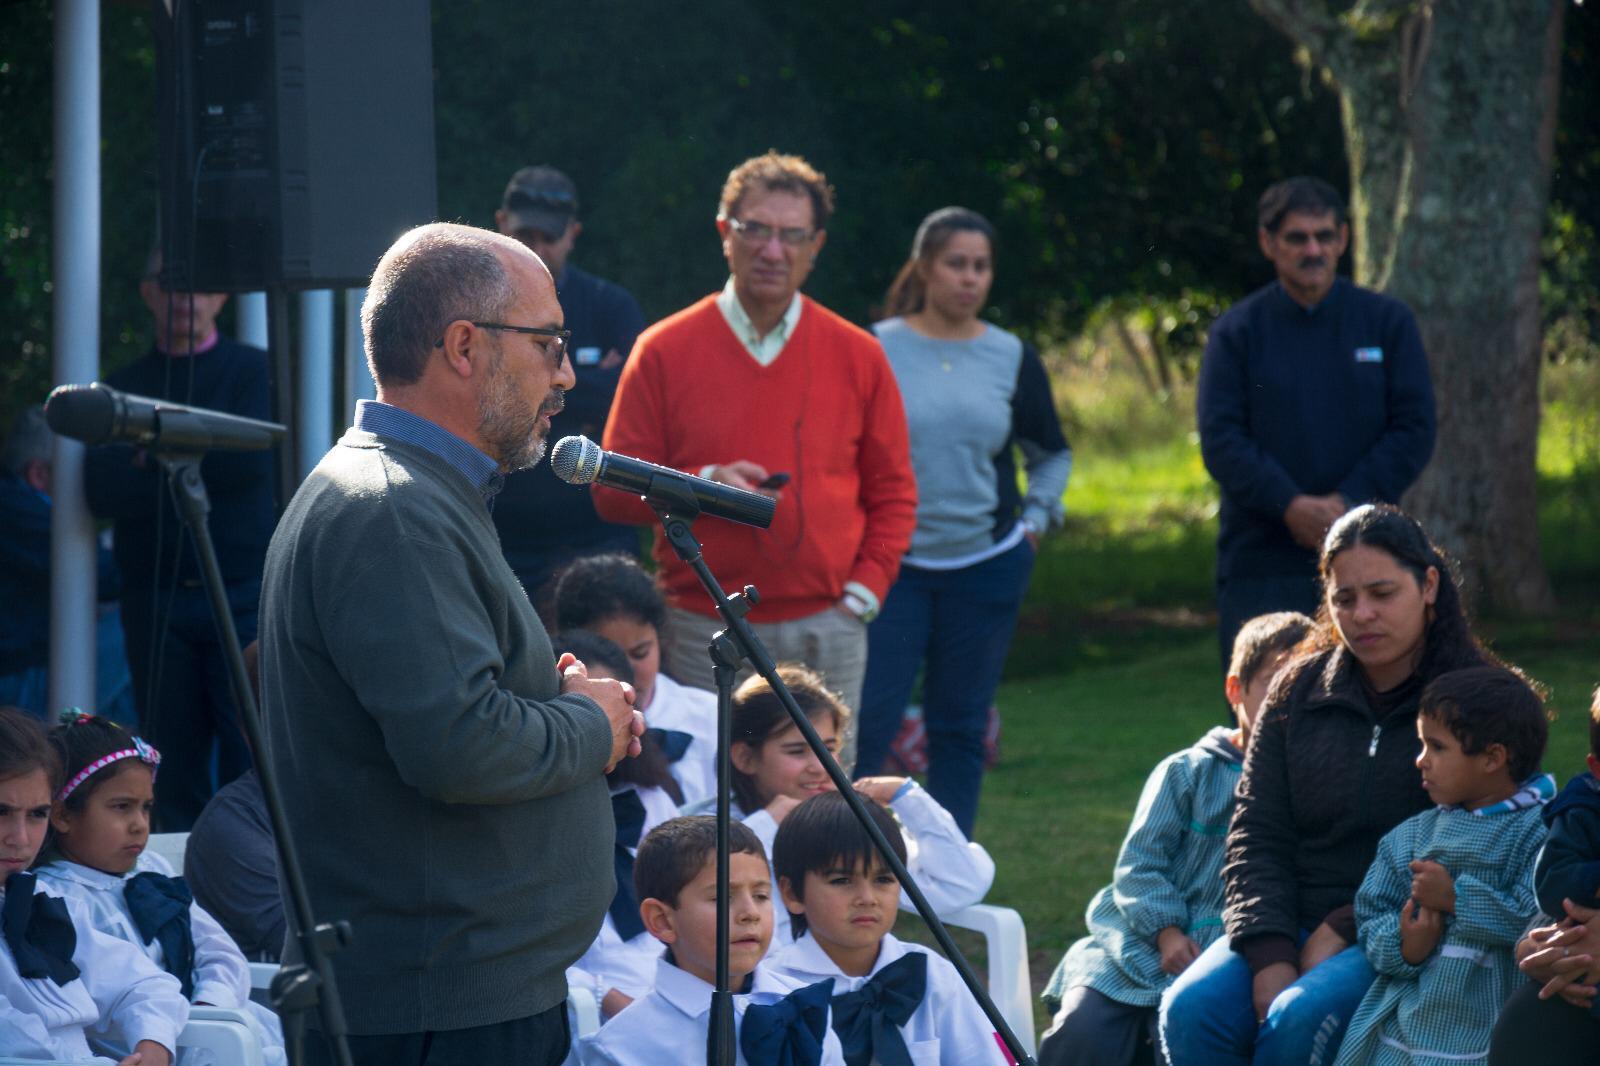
[237,291,270,348]
[48,0,100,716]
[296,289,334,478]
[343,288,374,415]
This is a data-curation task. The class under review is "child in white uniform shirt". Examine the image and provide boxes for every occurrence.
[0,707,185,1065]
[578,816,846,1065]
[555,631,687,1022]
[553,553,717,804]
[729,665,994,948]
[767,790,1004,1064]
[34,713,284,1062]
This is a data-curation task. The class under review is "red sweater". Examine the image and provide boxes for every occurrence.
[595,295,916,622]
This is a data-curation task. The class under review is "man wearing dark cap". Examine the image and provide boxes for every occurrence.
[493,166,646,602]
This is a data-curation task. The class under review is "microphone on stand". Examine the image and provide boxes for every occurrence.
[549,435,775,530]
[45,382,285,452]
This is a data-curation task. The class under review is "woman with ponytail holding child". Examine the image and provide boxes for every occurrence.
[1160,504,1498,1064]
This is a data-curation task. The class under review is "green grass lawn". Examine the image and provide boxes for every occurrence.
[908,356,1600,1036]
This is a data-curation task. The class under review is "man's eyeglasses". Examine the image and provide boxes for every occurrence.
[435,322,571,371]
[724,217,817,248]
[1278,228,1340,248]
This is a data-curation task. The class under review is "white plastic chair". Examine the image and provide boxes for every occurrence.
[942,903,1036,1058]
[182,1006,267,1066]
[146,830,190,872]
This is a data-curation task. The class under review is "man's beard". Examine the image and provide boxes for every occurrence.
[478,356,564,473]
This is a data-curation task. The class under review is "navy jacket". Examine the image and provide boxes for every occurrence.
[83,337,277,591]
[1535,771,1600,917]
[491,262,645,586]
[1197,279,1436,580]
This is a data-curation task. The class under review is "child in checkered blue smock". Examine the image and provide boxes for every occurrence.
[1335,666,1554,1066]
[1038,612,1311,1066]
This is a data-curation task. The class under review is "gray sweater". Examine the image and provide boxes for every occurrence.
[259,428,615,1033]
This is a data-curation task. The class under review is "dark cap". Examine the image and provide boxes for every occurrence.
[501,166,579,238]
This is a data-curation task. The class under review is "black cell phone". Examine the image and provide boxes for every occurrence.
[758,472,791,489]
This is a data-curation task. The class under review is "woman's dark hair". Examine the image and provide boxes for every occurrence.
[48,713,147,812]
[552,630,682,804]
[1295,504,1493,684]
[0,707,62,792]
[729,664,850,814]
[552,553,667,635]
[882,206,996,318]
[1420,666,1549,782]
[771,790,906,938]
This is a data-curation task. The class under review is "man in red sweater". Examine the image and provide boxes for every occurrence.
[595,151,916,769]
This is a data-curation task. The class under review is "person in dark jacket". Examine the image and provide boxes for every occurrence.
[83,252,277,831]
[1159,504,1497,1066]
[1197,177,1436,669]
[1534,688,1600,918]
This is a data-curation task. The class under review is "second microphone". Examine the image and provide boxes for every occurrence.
[549,435,776,530]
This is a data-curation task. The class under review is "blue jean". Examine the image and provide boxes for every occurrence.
[854,538,1034,835]
[1159,934,1374,1066]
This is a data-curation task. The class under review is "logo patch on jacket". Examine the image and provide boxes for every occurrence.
[1354,347,1383,363]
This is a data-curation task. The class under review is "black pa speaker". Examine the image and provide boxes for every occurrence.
[155,0,437,292]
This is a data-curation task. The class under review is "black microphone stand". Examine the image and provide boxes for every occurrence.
[644,476,1036,1066]
[154,424,355,1066]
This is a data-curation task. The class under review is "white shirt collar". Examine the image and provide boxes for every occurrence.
[778,930,907,981]
[652,956,795,1018]
[715,278,804,367]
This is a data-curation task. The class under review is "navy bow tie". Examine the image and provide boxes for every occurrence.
[649,727,693,764]
[609,789,649,940]
[125,870,196,998]
[742,978,834,1066]
[830,951,928,1066]
[2,872,80,985]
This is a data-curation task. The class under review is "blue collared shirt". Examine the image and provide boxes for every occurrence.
[353,400,504,504]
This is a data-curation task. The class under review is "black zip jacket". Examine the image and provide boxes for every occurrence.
[1223,646,1435,971]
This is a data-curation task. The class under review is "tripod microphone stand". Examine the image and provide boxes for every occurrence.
[643,476,1036,1066]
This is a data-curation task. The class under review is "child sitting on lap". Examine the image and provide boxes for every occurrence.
[34,712,285,1062]
[554,553,718,805]
[0,706,186,1066]
[556,630,688,1022]
[767,790,1005,1064]
[577,815,846,1065]
[1333,666,1554,1066]
[1038,610,1311,1066]
[729,664,994,949]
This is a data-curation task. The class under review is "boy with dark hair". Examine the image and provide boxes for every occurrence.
[766,791,1004,1063]
[578,816,846,1065]
[1533,685,1600,917]
[1038,611,1311,1066]
[1333,666,1554,1065]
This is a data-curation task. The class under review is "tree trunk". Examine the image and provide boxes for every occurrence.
[1249,0,1561,612]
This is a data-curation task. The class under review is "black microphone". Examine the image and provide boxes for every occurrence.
[550,435,776,529]
[45,383,286,452]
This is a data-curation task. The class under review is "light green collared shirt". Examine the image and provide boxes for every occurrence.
[714,277,804,367]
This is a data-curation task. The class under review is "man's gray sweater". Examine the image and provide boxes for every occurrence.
[260,428,615,1033]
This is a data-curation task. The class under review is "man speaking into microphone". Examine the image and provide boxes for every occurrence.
[596,152,916,771]
[259,222,642,1066]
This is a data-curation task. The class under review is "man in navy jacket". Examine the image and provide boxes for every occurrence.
[1198,177,1436,666]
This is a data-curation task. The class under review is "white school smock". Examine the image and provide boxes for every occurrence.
[0,878,186,1063]
[575,956,846,1066]
[740,781,996,948]
[766,932,1005,1065]
[566,784,682,1009]
[36,851,285,1057]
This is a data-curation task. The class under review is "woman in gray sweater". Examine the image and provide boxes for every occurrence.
[854,207,1072,835]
